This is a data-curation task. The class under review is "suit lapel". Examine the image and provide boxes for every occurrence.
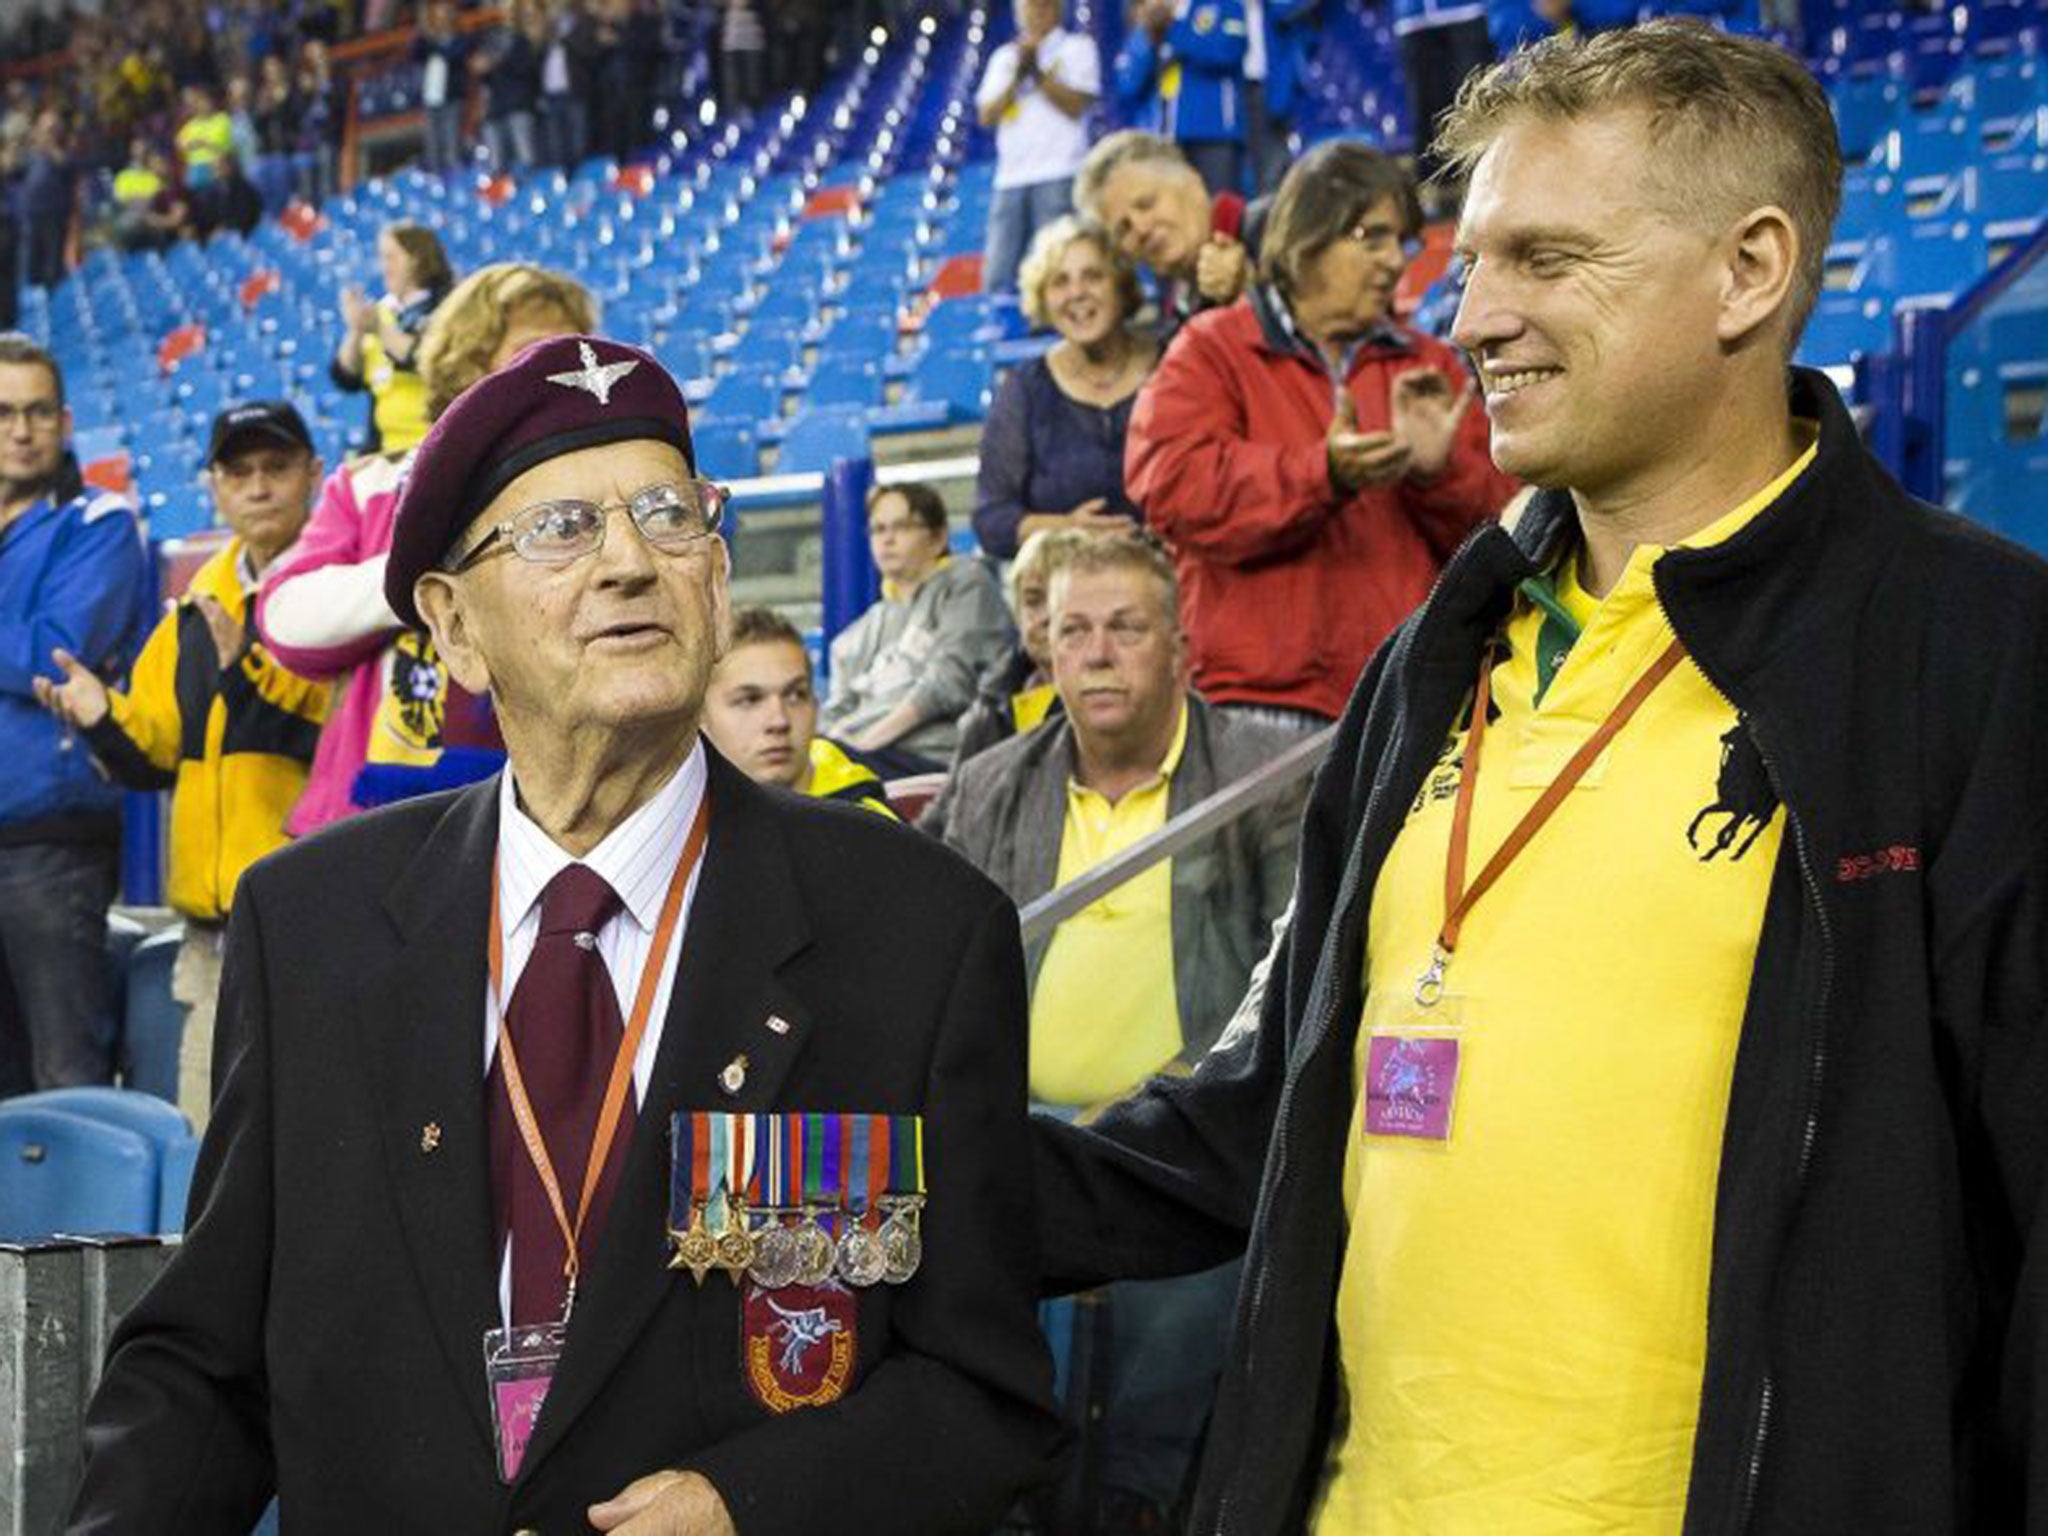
[521,753,815,1476]
[356,778,504,1453]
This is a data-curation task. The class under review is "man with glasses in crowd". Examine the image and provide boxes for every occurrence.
[70,337,1060,1533]
[1125,139,1515,735]
[0,333,151,1094]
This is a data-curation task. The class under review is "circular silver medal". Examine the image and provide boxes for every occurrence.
[793,1218,837,1288]
[836,1221,888,1287]
[748,1220,801,1289]
[880,1208,923,1285]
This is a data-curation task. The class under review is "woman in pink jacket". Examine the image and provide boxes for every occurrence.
[255,263,595,833]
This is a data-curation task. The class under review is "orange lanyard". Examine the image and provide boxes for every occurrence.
[1415,638,1687,1007]
[488,791,711,1317]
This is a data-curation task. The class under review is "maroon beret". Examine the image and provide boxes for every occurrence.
[384,334,696,627]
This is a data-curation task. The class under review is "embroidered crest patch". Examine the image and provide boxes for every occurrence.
[743,1280,857,1413]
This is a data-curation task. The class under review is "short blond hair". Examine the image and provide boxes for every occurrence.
[1009,526,1093,607]
[1436,19,1841,344]
[1017,216,1144,331]
[416,263,598,421]
[1049,528,1180,627]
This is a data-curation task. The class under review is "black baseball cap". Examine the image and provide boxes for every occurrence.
[206,400,316,466]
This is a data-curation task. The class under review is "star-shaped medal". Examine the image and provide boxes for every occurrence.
[546,341,638,406]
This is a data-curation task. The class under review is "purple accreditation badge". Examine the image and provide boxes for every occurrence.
[491,1373,550,1479]
[1363,1036,1460,1141]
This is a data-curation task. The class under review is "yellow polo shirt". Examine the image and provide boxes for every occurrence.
[1316,436,1816,1534]
[1028,703,1188,1108]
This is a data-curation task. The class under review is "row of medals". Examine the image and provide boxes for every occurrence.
[669,1196,924,1288]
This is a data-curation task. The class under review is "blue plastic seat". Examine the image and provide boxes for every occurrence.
[803,360,885,412]
[0,1107,158,1241]
[775,407,871,474]
[159,1135,200,1235]
[1860,220,1990,305]
[19,1086,190,1151]
[121,927,187,1103]
[691,416,760,480]
[701,371,784,424]
[906,347,995,420]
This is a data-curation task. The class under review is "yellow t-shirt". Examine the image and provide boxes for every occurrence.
[362,306,431,454]
[1028,703,1188,1107]
[1315,436,1817,1534]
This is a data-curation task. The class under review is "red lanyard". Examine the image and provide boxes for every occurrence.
[487,792,711,1316]
[1415,638,1687,1007]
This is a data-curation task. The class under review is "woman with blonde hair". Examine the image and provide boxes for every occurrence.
[258,263,597,832]
[973,215,1154,559]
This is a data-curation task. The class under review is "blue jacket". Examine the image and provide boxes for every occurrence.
[1115,0,1250,145]
[1486,0,1756,48]
[1389,0,1488,34]
[0,488,153,831]
[1259,0,1320,122]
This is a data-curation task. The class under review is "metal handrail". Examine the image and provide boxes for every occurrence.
[1017,726,1334,946]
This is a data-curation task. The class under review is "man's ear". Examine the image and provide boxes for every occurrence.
[413,572,492,695]
[1718,204,1799,350]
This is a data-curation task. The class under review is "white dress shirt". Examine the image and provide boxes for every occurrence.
[488,740,709,1324]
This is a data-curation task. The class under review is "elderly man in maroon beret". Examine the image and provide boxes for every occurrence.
[70,337,1060,1536]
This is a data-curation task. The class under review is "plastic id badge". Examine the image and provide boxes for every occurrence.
[1360,991,1467,1144]
[483,1320,567,1483]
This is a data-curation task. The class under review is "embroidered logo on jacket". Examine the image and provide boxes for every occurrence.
[1687,720,1779,862]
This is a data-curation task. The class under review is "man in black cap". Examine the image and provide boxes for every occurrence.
[69,338,1061,1534]
[36,401,328,1133]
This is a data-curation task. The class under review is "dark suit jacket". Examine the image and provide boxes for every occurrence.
[69,750,1060,1534]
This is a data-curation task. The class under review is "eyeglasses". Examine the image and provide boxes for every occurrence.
[0,401,62,430]
[448,479,727,571]
[1351,222,1424,261]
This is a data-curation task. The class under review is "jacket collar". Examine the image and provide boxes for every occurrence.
[359,749,818,1477]
[1426,366,1899,840]
[1248,283,1414,370]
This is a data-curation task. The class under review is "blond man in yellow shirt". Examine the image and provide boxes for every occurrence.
[1033,21,2048,1534]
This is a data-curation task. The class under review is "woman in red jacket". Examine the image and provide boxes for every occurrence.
[1126,140,1518,727]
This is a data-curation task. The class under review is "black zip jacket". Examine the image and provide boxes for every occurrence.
[1034,369,2048,1534]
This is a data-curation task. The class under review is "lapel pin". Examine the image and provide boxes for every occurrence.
[719,1054,749,1096]
[420,1122,442,1154]
[764,1014,791,1036]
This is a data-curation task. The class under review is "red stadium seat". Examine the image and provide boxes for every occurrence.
[156,324,207,375]
[82,454,133,495]
[927,253,984,300]
[803,185,860,221]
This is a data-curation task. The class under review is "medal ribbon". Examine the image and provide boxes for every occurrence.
[669,1115,692,1233]
[863,1113,889,1227]
[707,1113,731,1226]
[488,791,711,1304]
[1420,638,1686,1005]
[820,1113,842,1236]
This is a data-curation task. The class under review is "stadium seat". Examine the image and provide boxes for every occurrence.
[803,359,886,412]
[1797,295,1891,369]
[906,347,994,420]
[20,1086,190,1152]
[776,406,871,474]
[120,927,187,1103]
[158,1134,199,1235]
[0,1107,157,1241]
[701,371,784,423]
[692,417,760,480]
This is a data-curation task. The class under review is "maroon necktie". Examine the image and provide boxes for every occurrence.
[489,865,637,1326]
